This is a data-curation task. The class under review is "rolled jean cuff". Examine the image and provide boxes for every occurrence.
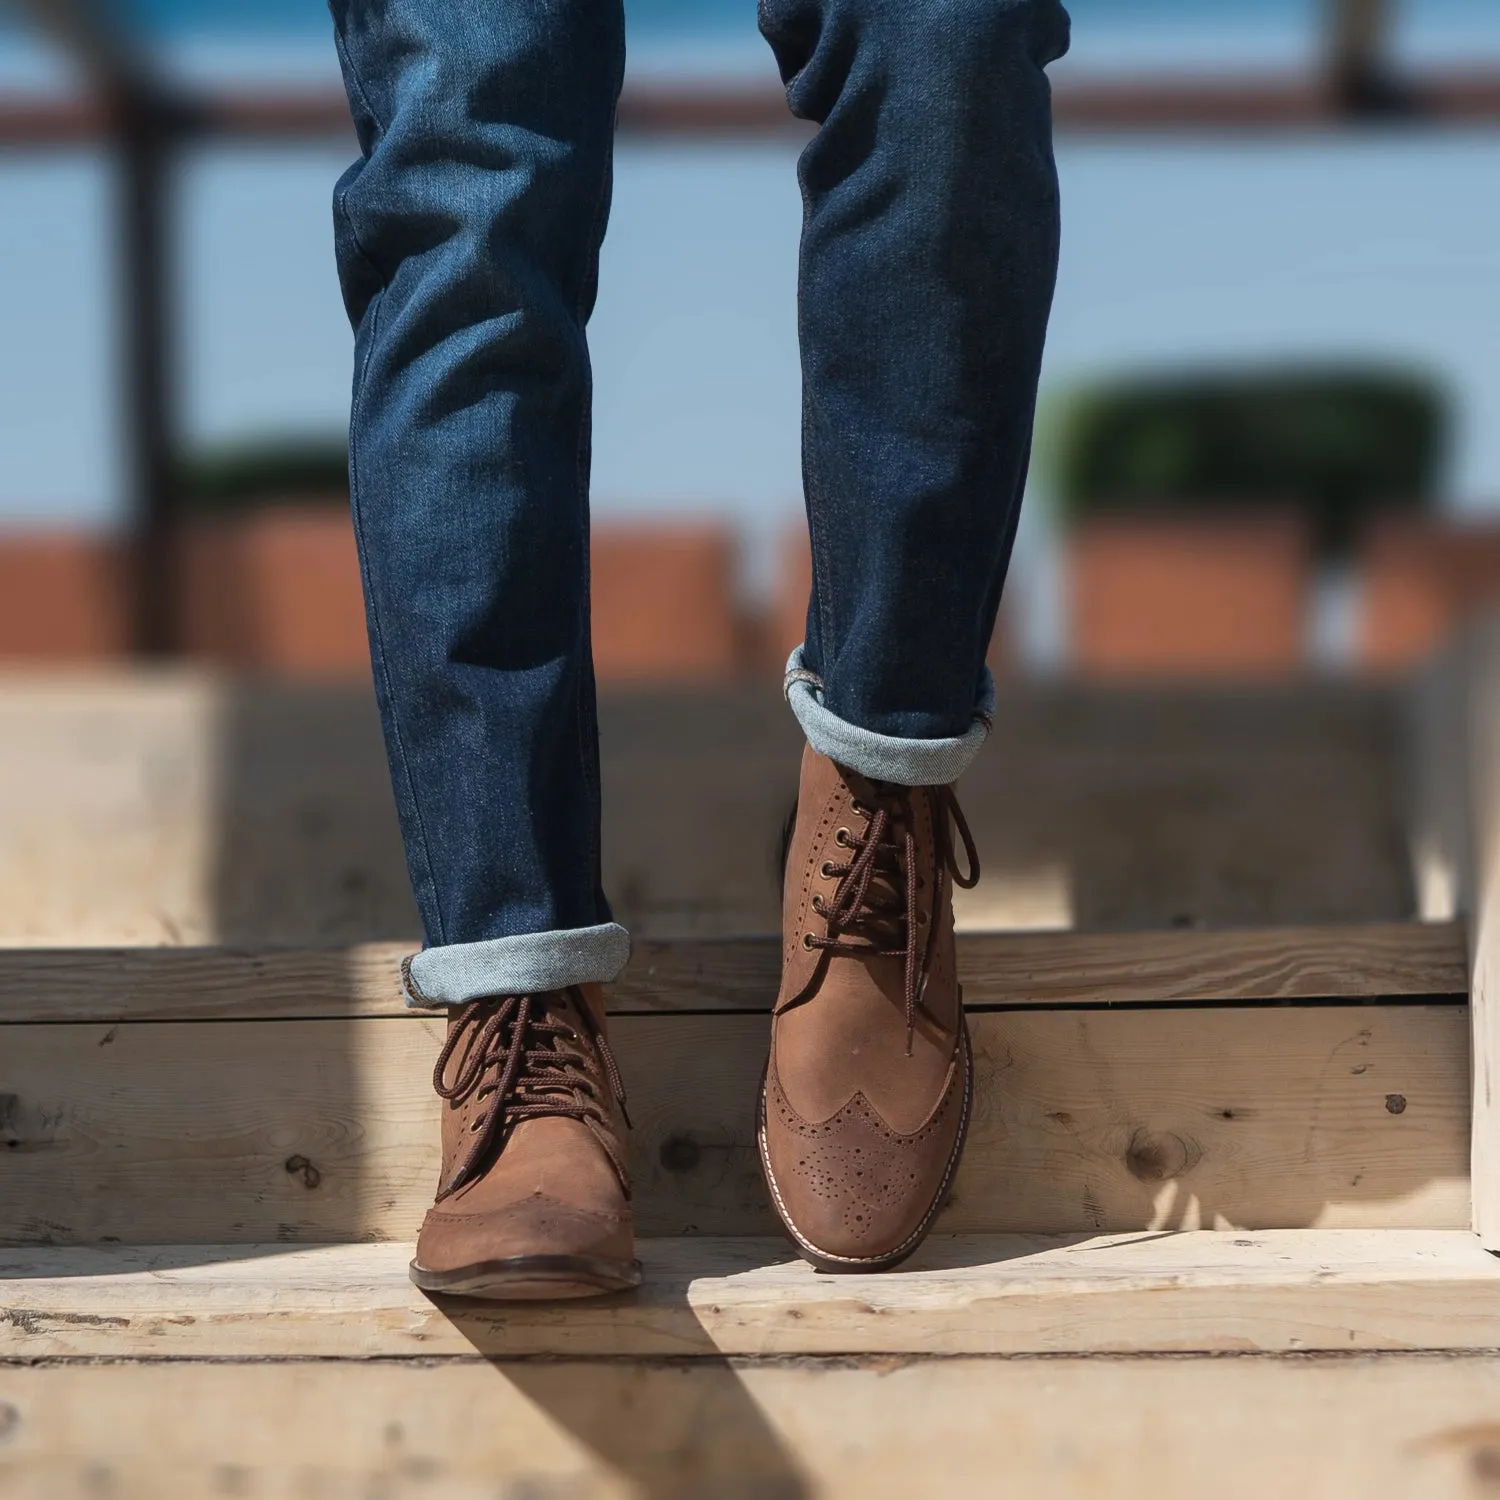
[400,922,632,1008]
[784,644,995,787]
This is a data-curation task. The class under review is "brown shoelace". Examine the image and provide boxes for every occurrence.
[432,987,629,1199]
[808,784,980,1051]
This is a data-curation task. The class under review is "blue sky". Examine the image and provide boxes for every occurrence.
[0,1,1497,550]
[58,0,1500,41]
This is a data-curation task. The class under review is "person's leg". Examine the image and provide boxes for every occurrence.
[332,0,626,1006]
[332,0,637,1299]
[769,0,1069,764]
[758,0,1070,1270]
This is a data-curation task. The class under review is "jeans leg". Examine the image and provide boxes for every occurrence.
[330,0,629,1003]
[761,0,1070,785]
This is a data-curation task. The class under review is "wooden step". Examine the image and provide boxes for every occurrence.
[0,675,1417,946]
[0,927,1470,1243]
[5,1231,1500,1360]
[5,1350,1500,1500]
[0,920,1466,1021]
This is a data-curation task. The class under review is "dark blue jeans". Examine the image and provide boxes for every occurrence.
[330,0,1069,1004]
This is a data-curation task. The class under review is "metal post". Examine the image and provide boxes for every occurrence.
[22,0,183,654]
[1327,0,1408,114]
[114,86,178,656]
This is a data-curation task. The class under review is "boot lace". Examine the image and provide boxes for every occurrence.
[431,987,629,1199]
[807,784,980,1051]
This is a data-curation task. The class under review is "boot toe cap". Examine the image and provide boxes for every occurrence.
[759,1059,969,1268]
[415,1190,634,1275]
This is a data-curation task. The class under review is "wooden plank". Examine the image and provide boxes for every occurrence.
[5,1355,1500,1500]
[1457,622,1500,1249]
[6,1355,1500,1500]
[0,921,1465,1023]
[0,675,1415,947]
[0,1006,1468,1243]
[1406,621,1500,1247]
[4,1231,1500,1359]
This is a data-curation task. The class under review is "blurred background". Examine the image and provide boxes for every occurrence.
[0,0,1497,946]
[0,0,1496,682]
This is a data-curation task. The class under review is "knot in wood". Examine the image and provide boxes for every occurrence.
[284,1154,323,1190]
[658,1135,701,1174]
[1124,1127,1200,1183]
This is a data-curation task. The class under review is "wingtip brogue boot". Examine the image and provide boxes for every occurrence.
[410,982,641,1300]
[759,746,981,1273]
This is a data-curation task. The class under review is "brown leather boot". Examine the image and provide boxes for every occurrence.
[759,746,980,1273]
[410,982,640,1299]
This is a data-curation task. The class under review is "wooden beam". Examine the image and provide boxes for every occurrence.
[0,922,1466,1023]
[0,1005,1468,1242]
[4,71,1500,151]
[5,1231,1500,1358]
[1405,620,1500,1251]
[4,1352,1500,1498]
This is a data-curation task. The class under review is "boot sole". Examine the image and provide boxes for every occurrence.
[409,1254,643,1301]
[757,1015,975,1275]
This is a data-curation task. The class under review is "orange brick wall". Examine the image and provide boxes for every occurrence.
[771,524,813,669]
[1359,516,1500,672]
[0,510,1373,683]
[178,506,370,679]
[589,522,740,683]
[1068,513,1312,679]
[0,514,752,685]
[0,533,128,663]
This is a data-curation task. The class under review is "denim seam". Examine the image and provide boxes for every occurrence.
[347,291,449,945]
[400,953,435,1008]
[329,23,388,288]
[570,21,625,927]
[806,405,836,679]
[331,10,445,935]
[796,159,837,679]
[335,185,383,294]
[329,8,388,144]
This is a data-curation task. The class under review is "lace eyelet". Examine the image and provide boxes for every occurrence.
[820,861,835,878]
[802,932,816,950]
[811,895,826,916]
[851,801,869,818]
[834,828,852,847]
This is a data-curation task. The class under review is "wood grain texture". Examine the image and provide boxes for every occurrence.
[0,921,1465,1024]
[602,678,1417,933]
[0,1006,1468,1243]
[1405,624,1500,1247]
[1435,623,1500,1249]
[6,1351,1500,1500]
[4,1231,1500,1358]
[0,675,1415,948]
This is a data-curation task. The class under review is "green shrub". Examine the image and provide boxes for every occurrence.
[1053,366,1446,557]
[181,436,349,516]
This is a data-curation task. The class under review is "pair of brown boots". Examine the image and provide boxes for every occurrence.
[410,744,979,1298]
